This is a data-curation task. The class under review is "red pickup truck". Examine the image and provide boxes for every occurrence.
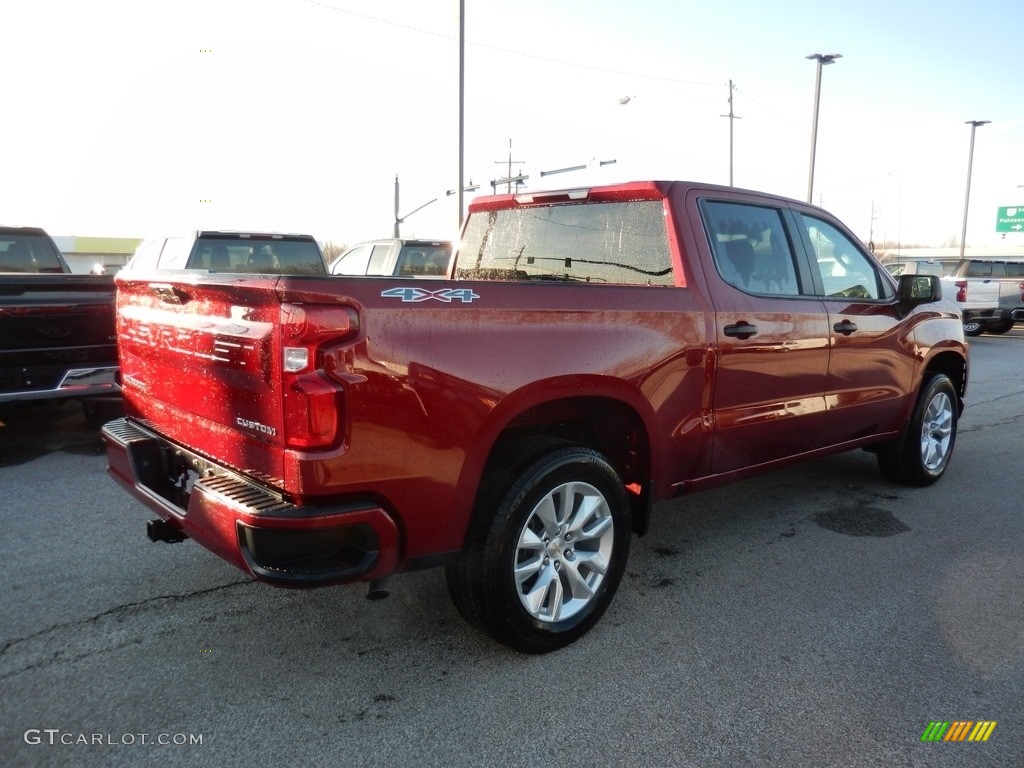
[103,181,968,653]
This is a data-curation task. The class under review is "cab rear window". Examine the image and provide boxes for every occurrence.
[456,200,673,286]
[189,239,326,275]
[0,235,65,273]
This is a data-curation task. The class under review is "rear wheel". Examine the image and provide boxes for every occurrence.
[446,439,631,653]
[962,320,984,337]
[877,373,957,486]
[984,319,1014,334]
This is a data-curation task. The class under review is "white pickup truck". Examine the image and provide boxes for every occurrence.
[885,259,1001,336]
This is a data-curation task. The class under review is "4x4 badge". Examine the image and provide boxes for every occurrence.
[381,287,480,303]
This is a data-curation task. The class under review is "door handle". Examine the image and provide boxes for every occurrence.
[723,322,757,339]
[833,320,858,335]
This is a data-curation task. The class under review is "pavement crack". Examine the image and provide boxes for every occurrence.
[965,388,1024,409]
[0,579,251,679]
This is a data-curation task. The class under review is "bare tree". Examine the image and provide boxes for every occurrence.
[321,241,346,265]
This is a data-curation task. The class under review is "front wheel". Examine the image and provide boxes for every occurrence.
[446,440,631,653]
[877,373,958,486]
[962,320,984,337]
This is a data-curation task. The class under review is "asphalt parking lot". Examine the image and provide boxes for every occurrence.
[2,331,1022,768]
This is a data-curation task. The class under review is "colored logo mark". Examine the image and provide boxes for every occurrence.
[921,721,997,742]
[380,287,480,303]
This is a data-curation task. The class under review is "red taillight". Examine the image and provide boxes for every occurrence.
[283,371,340,448]
[280,303,359,449]
[281,303,356,344]
[955,280,967,303]
[1019,282,1024,303]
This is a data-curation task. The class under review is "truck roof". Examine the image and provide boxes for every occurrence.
[467,180,811,213]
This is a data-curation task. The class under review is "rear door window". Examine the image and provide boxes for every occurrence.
[701,200,804,296]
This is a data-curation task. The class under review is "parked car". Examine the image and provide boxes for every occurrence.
[883,258,1002,335]
[0,226,120,424]
[125,231,328,275]
[330,239,452,277]
[883,259,950,278]
[945,258,1024,334]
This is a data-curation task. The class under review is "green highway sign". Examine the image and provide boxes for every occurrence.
[997,206,1024,232]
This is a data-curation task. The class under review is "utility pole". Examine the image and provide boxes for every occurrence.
[393,174,400,238]
[868,200,878,252]
[495,138,525,193]
[720,80,741,187]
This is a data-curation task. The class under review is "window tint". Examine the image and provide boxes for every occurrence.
[398,247,428,276]
[397,244,452,276]
[0,235,64,273]
[269,241,326,274]
[963,260,1024,278]
[965,261,1002,277]
[701,201,802,295]
[191,238,325,275]
[457,200,673,285]
[800,214,888,300]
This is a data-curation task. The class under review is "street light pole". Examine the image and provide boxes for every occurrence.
[959,119,990,260]
[806,53,841,203]
[457,0,465,232]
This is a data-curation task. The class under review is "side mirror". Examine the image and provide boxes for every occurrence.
[897,273,941,305]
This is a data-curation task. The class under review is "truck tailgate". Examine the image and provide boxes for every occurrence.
[949,276,1001,309]
[0,274,116,396]
[116,273,343,490]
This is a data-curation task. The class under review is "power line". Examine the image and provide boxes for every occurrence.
[296,0,723,87]
[733,86,799,128]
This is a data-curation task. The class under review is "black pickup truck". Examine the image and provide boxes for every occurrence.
[0,226,120,424]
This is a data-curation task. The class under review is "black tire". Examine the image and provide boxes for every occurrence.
[446,439,631,653]
[984,319,1014,335]
[962,320,984,337]
[877,373,958,486]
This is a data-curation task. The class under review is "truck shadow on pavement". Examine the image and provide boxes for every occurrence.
[0,400,113,467]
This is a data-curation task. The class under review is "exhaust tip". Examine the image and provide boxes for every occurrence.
[366,579,390,601]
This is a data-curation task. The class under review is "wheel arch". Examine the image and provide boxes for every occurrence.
[921,348,968,415]
[452,377,658,546]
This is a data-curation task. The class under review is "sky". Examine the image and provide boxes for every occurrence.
[3,0,1022,249]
